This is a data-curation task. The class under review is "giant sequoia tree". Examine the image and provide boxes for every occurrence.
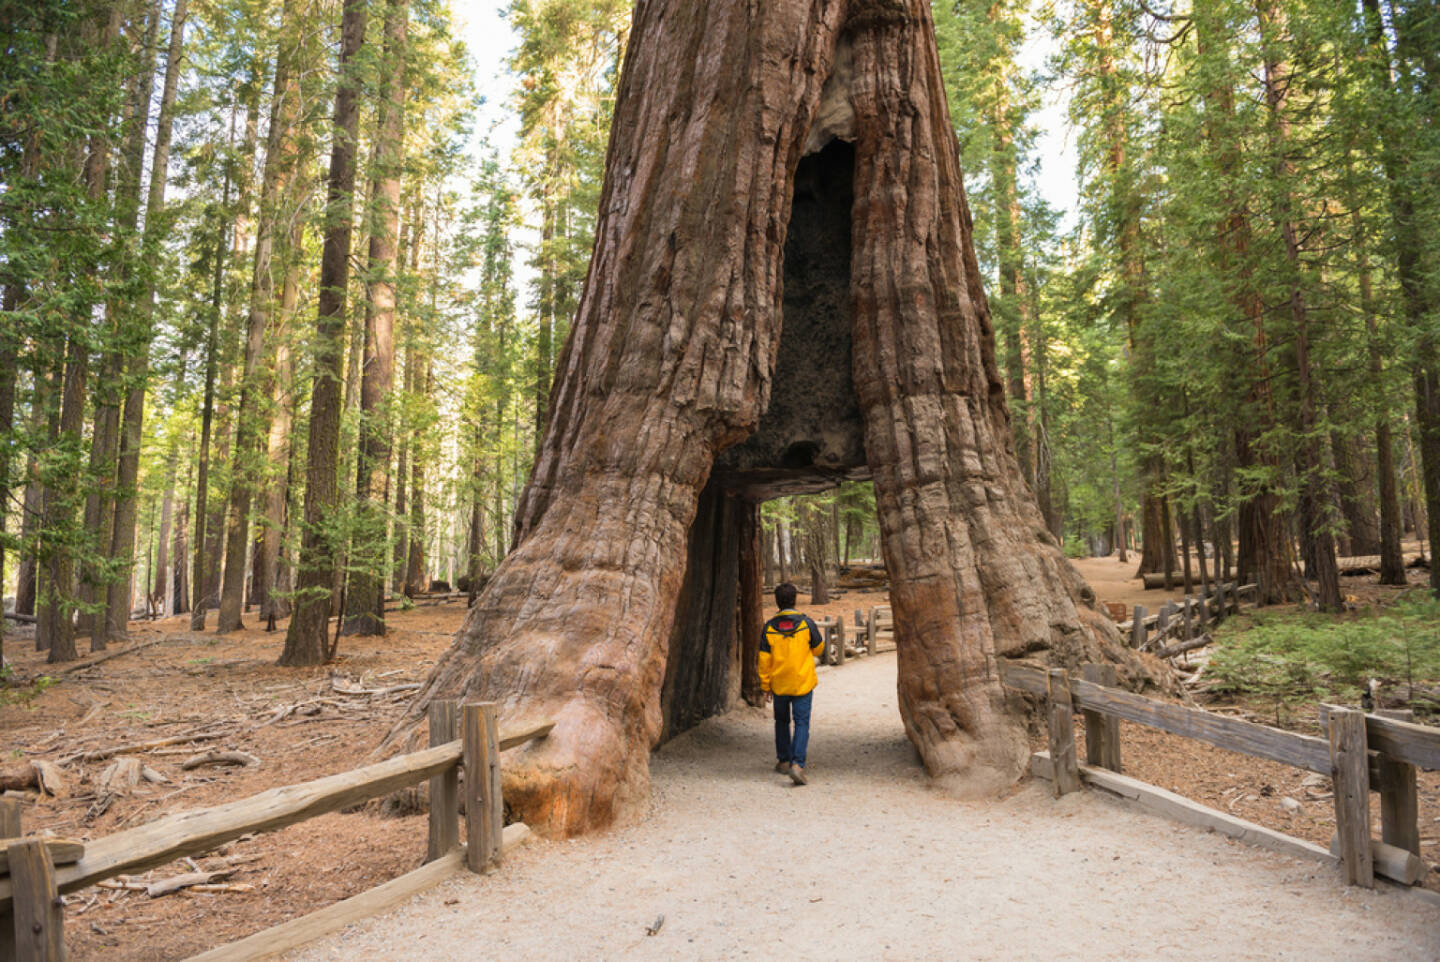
[389,0,1139,835]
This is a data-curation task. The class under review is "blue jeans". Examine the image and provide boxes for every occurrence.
[773,691,813,768]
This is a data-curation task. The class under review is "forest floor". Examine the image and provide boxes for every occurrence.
[1,572,1436,960]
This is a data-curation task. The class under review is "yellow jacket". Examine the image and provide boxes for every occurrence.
[758,609,823,696]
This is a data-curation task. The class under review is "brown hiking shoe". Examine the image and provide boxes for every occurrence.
[774,761,791,775]
[789,764,807,786]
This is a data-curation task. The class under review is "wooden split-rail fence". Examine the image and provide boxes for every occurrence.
[813,605,896,668]
[1119,581,1258,654]
[1,702,553,962]
[1001,661,1437,890]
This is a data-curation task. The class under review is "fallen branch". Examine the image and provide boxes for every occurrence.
[329,676,423,698]
[147,868,234,898]
[188,882,255,894]
[58,638,165,675]
[181,751,260,771]
[1154,633,1214,660]
[62,728,232,765]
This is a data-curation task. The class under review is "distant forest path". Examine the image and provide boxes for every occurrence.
[291,654,1438,961]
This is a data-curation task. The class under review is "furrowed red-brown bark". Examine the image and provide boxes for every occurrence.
[846,5,1131,790]
[388,0,1139,835]
[279,0,368,665]
[389,0,849,835]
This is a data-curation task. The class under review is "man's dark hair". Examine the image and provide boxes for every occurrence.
[775,582,798,609]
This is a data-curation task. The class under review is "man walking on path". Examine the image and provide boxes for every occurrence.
[759,582,824,785]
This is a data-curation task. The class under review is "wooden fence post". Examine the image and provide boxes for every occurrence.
[1155,604,1172,645]
[2,798,21,962]
[834,616,846,666]
[9,838,64,962]
[1130,605,1148,650]
[426,700,459,863]
[1375,709,1420,857]
[462,702,503,873]
[1328,707,1374,888]
[1181,598,1193,641]
[1215,582,1228,621]
[1046,669,1081,796]
[1081,664,1122,772]
[866,607,878,656]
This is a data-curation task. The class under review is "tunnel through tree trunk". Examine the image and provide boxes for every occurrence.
[387,0,1158,837]
[660,481,746,741]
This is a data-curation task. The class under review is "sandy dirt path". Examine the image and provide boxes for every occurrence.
[291,654,1437,962]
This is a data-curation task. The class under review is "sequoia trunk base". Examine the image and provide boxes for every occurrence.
[387,0,1157,836]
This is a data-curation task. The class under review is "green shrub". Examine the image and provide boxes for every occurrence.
[1207,594,1440,705]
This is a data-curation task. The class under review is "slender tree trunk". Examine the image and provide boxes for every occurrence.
[1257,0,1340,611]
[345,0,409,634]
[40,9,122,662]
[805,501,829,604]
[1178,501,1193,595]
[152,442,176,615]
[1195,0,1294,605]
[105,0,188,640]
[40,337,88,662]
[218,0,303,632]
[16,443,43,616]
[1331,428,1381,556]
[1107,408,1126,562]
[1344,154,1406,583]
[280,0,368,665]
[171,428,193,615]
[79,2,162,638]
[0,286,15,668]
[190,146,232,631]
[1360,0,1440,593]
[991,87,1031,484]
[258,327,297,624]
[404,355,431,596]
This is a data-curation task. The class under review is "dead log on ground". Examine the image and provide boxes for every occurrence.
[181,750,261,771]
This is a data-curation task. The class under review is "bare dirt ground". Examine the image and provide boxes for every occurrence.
[289,652,1439,962]
[1069,542,1431,613]
[1069,553,1192,610]
[2,581,1436,960]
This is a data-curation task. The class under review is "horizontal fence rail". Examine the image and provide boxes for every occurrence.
[1000,660,1438,891]
[1,705,553,961]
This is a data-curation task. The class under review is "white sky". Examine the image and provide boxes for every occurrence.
[454,3,522,151]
